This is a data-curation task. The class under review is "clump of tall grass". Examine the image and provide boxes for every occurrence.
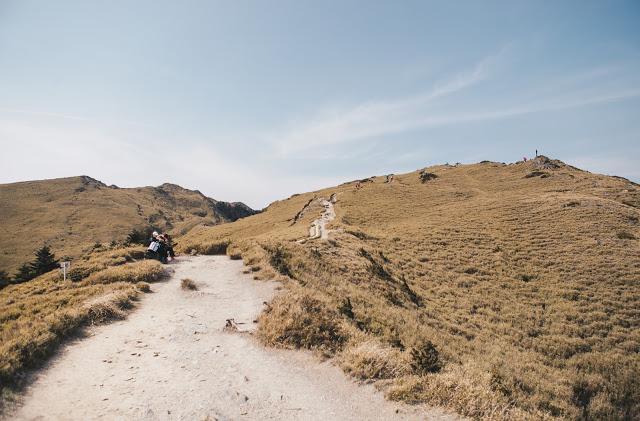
[339,340,409,380]
[188,240,230,255]
[258,291,347,354]
[84,260,166,285]
[136,281,151,293]
[180,278,198,290]
[84,290,136,323]
[616,230,635,240]
[410,340,442,374]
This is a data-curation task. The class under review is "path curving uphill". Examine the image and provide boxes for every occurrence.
[309,194,337,240]
[9,256,458,421]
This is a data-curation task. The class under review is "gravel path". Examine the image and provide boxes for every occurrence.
[11,256,458,421]
[309,196,336,240]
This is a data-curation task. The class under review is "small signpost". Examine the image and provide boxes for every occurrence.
[60,261,71,281]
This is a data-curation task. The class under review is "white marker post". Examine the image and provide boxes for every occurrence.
[60,261,70,281]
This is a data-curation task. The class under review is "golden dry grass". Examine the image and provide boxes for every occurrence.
[0,247,167,410]
[0,175,253,275]
[179,157,640,420]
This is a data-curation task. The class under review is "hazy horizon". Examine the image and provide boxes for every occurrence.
[1,1,639,208]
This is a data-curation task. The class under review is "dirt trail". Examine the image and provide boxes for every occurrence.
[309,195,337,240]
[11,256,458,421]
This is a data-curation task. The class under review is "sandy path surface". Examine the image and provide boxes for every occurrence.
[11,256,458,421]
[309,195,336,240]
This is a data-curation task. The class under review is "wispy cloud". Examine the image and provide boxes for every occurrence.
[401,88,640,129]
[268,46,640,157]
[270,53,499,155]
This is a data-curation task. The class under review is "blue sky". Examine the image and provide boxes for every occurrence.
[0,1,638,208]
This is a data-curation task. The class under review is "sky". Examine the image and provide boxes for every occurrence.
[0,1,639,209]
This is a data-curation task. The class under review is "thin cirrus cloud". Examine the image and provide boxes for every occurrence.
[269,52,640,158]
[396,88,640,132]
[269,53,497,156]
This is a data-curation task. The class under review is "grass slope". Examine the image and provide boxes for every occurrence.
[0,176,254,275]
[179,156,640,420]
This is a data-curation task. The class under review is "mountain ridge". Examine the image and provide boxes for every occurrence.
[0,176,255,275]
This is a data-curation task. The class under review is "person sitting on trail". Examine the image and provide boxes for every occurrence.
[147,231,168,263]
[159,233,175,261]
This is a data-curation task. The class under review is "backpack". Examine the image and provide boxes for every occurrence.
[148,241,160,252]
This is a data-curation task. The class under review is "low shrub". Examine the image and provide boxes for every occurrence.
[419,171,438,182]
[84,260,166,285]
[524,171,550,178]
[136,282,151,293]
[339,340,408,380]
[410,340,442,374]
[338,297,355,319]
[616,231,635,240]
[201,241,230,255]
[387,364,532,419]
[519,273,536,282]
[68,265,100,282]
[258,292,347,353]
[180,278,198,291]
[84,292,133,323]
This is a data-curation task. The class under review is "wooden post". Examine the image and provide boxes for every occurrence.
[60,261,70,281]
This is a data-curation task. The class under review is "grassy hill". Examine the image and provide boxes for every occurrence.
[178,156,640,420]
[0,176,254,276]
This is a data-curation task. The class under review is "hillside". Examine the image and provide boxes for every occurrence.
[0,176,254,275]
[178,156,640,420]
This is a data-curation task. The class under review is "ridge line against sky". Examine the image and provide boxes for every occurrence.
[0,1,638,208]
